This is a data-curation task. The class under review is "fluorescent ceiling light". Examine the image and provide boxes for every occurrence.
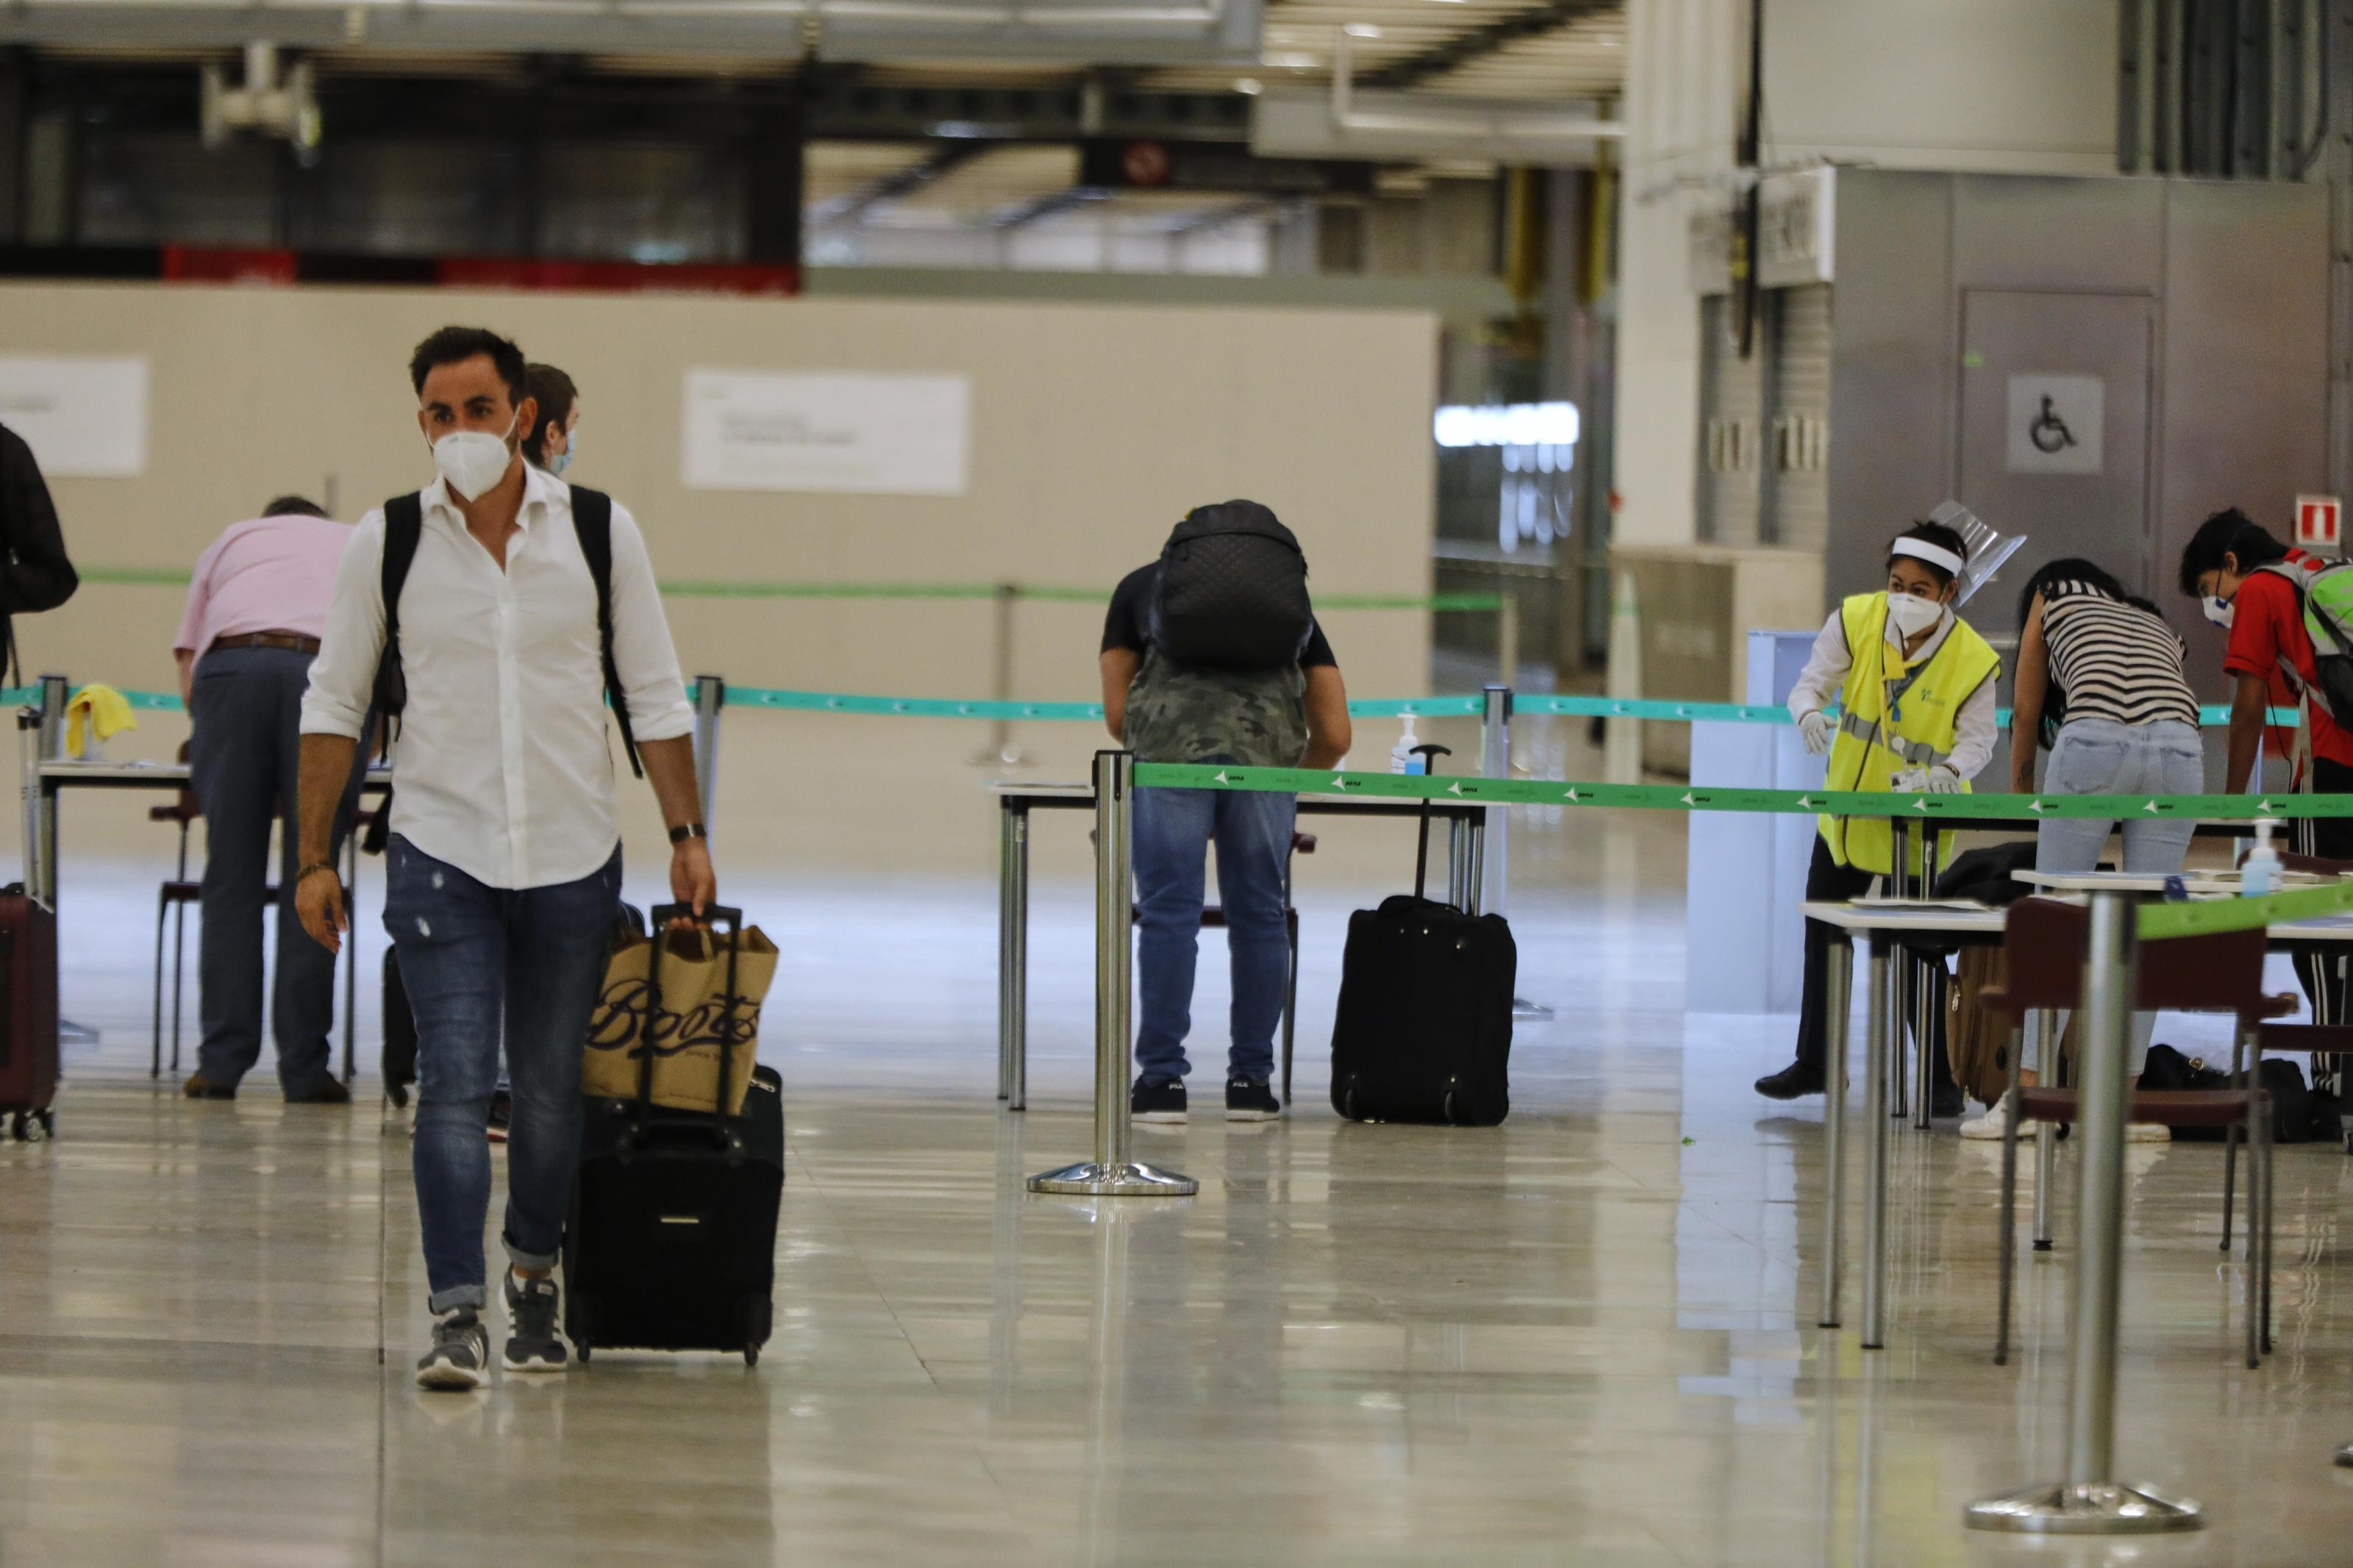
[1343,22,1380,36]
[1233,76,1265,94]
[1433,401,1581,448]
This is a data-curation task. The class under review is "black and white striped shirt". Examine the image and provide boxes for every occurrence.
[2041,580,2200,729]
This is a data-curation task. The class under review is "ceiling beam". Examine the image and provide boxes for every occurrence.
[810,142,988,226]
[1362,0,1621,93]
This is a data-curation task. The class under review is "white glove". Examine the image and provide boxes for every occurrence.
[1890,767,1929,793]
[1923,765,1963,794]
[1798,710,1833,756]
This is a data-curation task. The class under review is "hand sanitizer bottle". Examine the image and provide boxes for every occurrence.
[2243,817,2282,899]
[1390,714,1424,774]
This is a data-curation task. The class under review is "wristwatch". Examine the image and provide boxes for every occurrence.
[668,823,708,845]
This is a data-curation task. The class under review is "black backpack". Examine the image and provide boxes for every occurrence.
[1147,500,1313,668]
[371,487,641,778]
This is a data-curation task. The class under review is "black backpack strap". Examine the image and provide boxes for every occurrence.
[568,488,643,778]
[372,493,424,731]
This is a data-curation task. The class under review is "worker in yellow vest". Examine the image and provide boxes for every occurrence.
[1755,520,2003,1107]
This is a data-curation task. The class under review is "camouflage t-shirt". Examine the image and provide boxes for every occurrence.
[1102,563,1336,767]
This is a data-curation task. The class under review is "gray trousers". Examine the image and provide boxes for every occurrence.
[2025,717,2204,1076]
[188,645,362,1095]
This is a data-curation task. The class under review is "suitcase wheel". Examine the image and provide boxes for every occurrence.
[743,1345,758,1368]
[1343,1086,1360,1122]
[10,1109,51,1143]
[1443,1089,1459,1125]
[576,1339,591,1364]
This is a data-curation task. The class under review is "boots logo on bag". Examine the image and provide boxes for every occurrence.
[585,978,761,1059]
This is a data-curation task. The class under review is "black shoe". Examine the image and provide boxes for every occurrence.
[1131,1078,1187,1124]
[1754,1061,1826,1100]
[1931,1081,1965,1120]
[286,1076,351,1106]
[182,1073,236,1100]
[1225,1079,1282,1122]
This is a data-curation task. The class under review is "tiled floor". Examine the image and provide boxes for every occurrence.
[7,806,2353,1564]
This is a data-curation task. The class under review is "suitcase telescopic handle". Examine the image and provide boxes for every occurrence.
[638,904,749,1159]
[1410,745,1452,902]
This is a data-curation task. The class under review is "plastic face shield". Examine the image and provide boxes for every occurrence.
[1927,500,2027,606]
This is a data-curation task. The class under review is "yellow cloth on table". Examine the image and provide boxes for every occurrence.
[65,684,138,758]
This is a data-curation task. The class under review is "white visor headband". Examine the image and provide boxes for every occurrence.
[1890,537,1966,578]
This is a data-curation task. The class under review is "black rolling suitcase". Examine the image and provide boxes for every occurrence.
[0,884,60,1142]
[563,905,780,1366]
[1328,745,1515,1125]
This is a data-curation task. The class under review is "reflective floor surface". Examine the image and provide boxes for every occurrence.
[7,820,2353,1565]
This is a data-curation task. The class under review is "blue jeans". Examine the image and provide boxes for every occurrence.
[386,836,621,1312]
[1132,773,1295,1086]
[2027,717,2204,1075]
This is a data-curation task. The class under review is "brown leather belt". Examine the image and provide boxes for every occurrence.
[210,631,321,656]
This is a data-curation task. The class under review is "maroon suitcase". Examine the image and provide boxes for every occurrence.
[0,886,60,1141]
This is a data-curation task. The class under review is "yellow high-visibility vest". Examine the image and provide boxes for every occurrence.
[1819,592,2002,878]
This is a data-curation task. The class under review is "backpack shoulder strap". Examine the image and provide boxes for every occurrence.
[567,488,643,779]
[381,493,423,640]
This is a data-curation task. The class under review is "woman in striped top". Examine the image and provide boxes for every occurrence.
[1961,557,2205,1139]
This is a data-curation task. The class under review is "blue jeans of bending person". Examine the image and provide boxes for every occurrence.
[2027,717,2204,1078]
[1132,767,1296,1087]
[386,835,621,1312]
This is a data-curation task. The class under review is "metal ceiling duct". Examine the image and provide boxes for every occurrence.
[0,0,1261,66]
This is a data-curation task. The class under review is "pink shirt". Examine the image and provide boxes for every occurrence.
[174,515,354,655]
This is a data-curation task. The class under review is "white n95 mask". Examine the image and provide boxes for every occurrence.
[2204,595,2235,630]
[1884,592,1945,642]
[432,418,516,501]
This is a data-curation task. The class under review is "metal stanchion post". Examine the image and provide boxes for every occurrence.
[1861,939,1891,1348]
[973,583,1029,768]
[1006,806,1030,1111]
[2034,1009,2058,1251]
[1480,684,1551,1017]
[998,803,1016,1103]
[1914,826,1941,1131]
[690,673,725,834]
[1027,751,1194,1198]
[24,673,64,908]
[1818,936,1852,1328]
[1888,818,1912,1120]
[1967,890,2202,1536]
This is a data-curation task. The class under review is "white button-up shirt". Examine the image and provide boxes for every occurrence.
[300,465,694,890]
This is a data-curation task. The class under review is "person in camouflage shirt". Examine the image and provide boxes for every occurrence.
[1099,543,1352,1123]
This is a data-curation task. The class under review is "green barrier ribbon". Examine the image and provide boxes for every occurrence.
[1130,761,2353,820]
[720,687,1104,720]
[1515,693,2293,728]
[2138,879,2353,939]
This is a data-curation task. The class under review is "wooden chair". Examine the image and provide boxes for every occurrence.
[1980,898,2293,1368]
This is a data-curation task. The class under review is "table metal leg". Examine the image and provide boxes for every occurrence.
[1863,938,1892,1349]
[1914,950,1937,1131]
[1010,806,1029,1113]
[2035,1009,2059,1251]
[340,831,358,1083]
[1464,813,1486,915]
[998,802,1015,1103]
[1819,934,1854,1329]
[1888,820,1910,1122]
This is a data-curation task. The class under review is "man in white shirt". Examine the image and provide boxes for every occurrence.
[294,326,713,1392]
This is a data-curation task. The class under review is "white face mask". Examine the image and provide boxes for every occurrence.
[432,414,517,501]
[1885,591,1946,642]
[2204,595,2235,629]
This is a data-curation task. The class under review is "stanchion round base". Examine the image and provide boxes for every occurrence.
[1964,1481,2204,1534]
[1026,1161,1198,1197]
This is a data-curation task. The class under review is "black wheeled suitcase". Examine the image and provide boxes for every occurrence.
[563,905,780,1366]
[1328,746,1515,1125]
[0,884,60,1142]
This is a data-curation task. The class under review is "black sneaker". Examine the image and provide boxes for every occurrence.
[1131,1078,1187,1124]
[501,1268,569,1374]
[415,1308,490,1392]
[182,1073,236,1100]
[1226,1079,1282,1122]
[1930,1081,1966,1120]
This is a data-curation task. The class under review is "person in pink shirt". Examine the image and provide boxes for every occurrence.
[172,496,368,1102]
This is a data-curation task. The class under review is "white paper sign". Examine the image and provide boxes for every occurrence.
[0,356,149,478]
[2004,373,2104,476]
[682,370,969,496]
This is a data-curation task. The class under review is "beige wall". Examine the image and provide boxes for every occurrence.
[2,281,1440,878]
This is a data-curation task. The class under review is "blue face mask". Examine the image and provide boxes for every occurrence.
[547,450,573,478]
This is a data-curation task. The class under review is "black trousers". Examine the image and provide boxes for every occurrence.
[1791,834,1950,1081]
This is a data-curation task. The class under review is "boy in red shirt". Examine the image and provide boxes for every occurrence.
[2179,506,2353,1023]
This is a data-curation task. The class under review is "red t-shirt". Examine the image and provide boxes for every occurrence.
[2221,548,2353,773]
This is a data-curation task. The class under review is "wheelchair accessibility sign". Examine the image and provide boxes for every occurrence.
[2005,373,2104,476]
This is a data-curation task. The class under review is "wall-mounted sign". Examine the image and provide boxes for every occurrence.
[2298,493,2342,551]
[1079,139,1376,197]
[2004,373,2104,476]
[0,356,149,478]
[681,370,969,496]
[1686,167,1837,296]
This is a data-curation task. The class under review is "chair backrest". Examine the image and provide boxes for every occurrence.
[1994,895,2270,1017]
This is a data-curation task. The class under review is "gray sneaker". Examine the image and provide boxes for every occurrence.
[415,1309,490,1392]
[502,1268,570,1374]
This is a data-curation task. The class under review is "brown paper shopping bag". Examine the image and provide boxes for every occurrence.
[582,911,779,1116]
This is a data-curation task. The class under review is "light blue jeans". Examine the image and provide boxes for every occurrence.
[1132,764,1296,1087]
[2025,717,2205,1075]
